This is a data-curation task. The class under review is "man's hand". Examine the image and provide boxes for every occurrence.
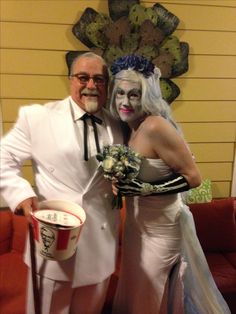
[14,197,39,221]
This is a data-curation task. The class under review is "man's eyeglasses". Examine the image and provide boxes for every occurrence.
[70,74,107,86]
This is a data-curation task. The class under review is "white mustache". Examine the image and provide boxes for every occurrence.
[81,88,99,96]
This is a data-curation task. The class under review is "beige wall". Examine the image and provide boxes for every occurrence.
[1,0,236,199]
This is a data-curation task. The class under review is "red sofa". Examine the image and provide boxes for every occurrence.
[0,198,235,314]
[0,211,28,314]
[188,197,236,313]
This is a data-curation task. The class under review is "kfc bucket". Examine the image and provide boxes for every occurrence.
[31,200,86,261]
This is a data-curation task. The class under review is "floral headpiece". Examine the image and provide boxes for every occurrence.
[110,55,155,78]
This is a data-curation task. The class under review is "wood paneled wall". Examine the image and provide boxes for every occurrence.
[1,0,236,199]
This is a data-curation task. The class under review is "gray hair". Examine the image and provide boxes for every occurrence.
[69,52,109,78]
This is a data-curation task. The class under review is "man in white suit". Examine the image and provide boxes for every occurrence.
[0,52,123,314]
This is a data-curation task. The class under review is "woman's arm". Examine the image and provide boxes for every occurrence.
[116,116,201,197]
[145,116,201,188]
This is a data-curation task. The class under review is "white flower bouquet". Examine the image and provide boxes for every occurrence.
[97,144,142,209]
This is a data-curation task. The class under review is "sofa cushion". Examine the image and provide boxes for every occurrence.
[0,210,13,254]
[224,252,236,268]
[189,198,236,252]
[205,253,236,294]
[0,252,28,314]
[11,214,28,254]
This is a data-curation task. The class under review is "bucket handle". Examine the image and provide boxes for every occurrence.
[15,210,41,314]
[29,222,42,314]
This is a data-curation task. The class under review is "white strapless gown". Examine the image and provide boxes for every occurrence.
[112,158,231,314]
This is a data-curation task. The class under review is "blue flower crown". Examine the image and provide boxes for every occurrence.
[110,55,155,78]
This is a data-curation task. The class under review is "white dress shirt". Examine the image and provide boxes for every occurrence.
[69,96,110,160]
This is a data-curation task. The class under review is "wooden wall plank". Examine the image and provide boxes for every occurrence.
[189,143,235,162]
[172,101,236,122]
[181,122,236,142]
[2,0,235,31]
[17,168,235,199]
[144,2,236,31]
[23,160,31,166]
[2,50,236,79]
[19,167,234,198]
[187,56,236,79]
[197,162,232,180]
[3,122,236,144]
[3,123,15,134]
[22,166,34,185]
[0,22,85,51]
[1,75,69,99]
[1,49,69,75]
[180,31,236,55]
[1,22,236,56]
[19,181,231,199]
[0,1,109,24]
[211,181,231,199]
[158,0,236,7]
[175,78,236,101]
[2,99,236,123]
[2,75,236,101]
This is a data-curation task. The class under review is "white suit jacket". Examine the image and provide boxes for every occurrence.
[0,97,123,287]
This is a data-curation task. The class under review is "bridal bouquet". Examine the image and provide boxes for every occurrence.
[96,144,142,209]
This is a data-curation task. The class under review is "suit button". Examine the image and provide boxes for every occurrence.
[101,223,107,230]
[49,167,54,173]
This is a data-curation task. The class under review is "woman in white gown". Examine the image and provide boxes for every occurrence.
[108,55,231,314]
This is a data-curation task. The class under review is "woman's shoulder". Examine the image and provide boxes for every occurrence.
[142,115,171,133]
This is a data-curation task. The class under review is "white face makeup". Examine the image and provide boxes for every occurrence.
[115,80,144,123]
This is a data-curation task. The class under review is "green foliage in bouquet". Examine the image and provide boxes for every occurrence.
[69,0,189,104]
[96,144,143,209]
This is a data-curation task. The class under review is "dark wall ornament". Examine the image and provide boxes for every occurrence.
[68,0,189,104]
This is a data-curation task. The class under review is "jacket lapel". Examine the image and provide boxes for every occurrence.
[83,108,123,193]
[48,101,123,193]
[48,97,87,191]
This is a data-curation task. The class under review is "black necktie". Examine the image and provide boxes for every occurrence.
[80,113,102,161]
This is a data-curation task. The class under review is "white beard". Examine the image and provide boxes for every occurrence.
[84,99,99,113]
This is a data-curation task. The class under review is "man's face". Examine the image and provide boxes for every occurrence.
[70,57,108,113]
[115,80,144,123]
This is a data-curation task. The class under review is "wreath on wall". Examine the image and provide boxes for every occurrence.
[66,0,189,104]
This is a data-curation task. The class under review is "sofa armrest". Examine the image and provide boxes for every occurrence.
[188,198,236,252]
[0,210,28,255]
[11,214,28,254]
[0,210,13,254]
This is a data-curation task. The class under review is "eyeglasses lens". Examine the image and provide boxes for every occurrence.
[72,74,106,85]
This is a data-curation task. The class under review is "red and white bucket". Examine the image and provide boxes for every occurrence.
[31,200,86,261]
